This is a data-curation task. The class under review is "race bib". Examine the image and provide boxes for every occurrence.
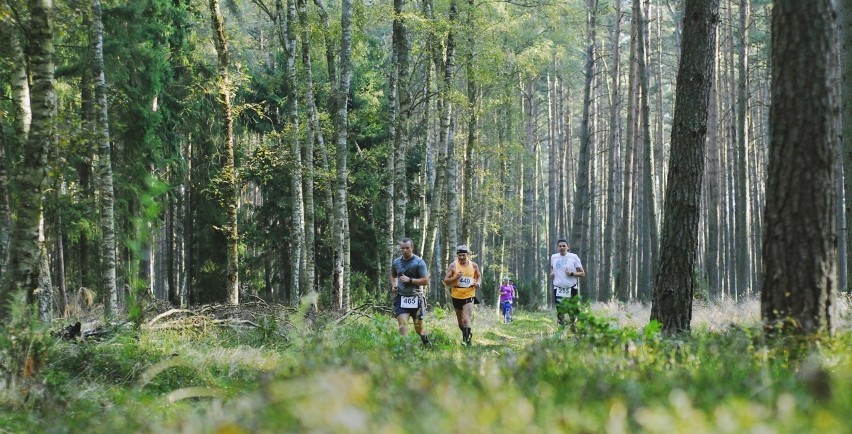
[401,296,419,309]
[554,286,572,298]
[458,276,474,288]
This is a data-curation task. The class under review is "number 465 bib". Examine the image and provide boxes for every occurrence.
[401,296,420,309]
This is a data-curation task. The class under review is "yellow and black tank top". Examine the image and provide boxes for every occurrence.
[451,260,477,299]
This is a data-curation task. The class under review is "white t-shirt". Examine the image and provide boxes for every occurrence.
[551,252,583,288]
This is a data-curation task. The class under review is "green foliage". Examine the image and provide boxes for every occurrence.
[0,293,52,406]
[4,305,852,433]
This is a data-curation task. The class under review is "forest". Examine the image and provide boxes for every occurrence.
[1,0,852,432]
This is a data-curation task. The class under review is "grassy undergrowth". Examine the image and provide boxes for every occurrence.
[2,298,852,433]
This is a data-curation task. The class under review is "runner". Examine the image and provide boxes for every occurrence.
[549,239,585,327]
[390,238,431,346]
[499,278,516,323]
[443,245,481,346]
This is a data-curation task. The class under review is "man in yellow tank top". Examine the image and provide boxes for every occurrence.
[443,245,481,346]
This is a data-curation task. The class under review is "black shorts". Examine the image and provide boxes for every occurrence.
[553,285,578,303]
[452,297,480,310]
[394,294,426,319]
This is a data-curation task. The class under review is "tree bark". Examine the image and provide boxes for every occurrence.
[208,0,240,305]
[571,0,597,296]
[297,0,319,298]
[280,0,305,304]
[602,1,622,302]
[333,0,354,311]
[2,0,55,317]
[762,0,839,334]
[841,0,852,294]
[650,0,719,333]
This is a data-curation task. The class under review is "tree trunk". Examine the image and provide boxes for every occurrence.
[1,0,55,317]
[571,0,597,296]
[208,0,240,305]
[602,0,622,302]
[650,0,719,333]
[280,0,305,304]
[762,0,839,334]
[0,17,28,280]
[0,125,9,280]
[704,33,722,298]
[92,0,120,315]
[841,0,852,293]
[616,2,639,301]
[333,0,354,311]
[444,0,459,254]
[297,0,319,298]
[638,0,658,298]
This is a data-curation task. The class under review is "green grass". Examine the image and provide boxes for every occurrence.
[2,301,852,433]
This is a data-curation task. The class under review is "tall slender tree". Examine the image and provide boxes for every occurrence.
[572,0,597,296]
[650,0,719,333]
[333,0,354,310]
[208,0,240,305]
[282,0,305,303]
[93,0,120,315]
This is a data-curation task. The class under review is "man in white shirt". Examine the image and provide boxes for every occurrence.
[549,238,585,327]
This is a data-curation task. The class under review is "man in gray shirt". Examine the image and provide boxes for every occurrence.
[390,237,431,346]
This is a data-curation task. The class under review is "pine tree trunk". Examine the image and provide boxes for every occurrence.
[602,1,622,302]
[638,0,658,300]
[704,37,722,298]
[840,0,852,293]
[735,0,751,298]
[208,0,240,305]
[650,0,719,333]
[762,0,839,334]
[616,3,639,301]
[571,0,596,297]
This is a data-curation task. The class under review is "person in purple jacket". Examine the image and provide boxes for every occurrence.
[499,278,517,323]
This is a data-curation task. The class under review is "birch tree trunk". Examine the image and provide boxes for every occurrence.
[444,0,460,253]
[0,125,9,280]
[0,12,32,287]
[208,0,240,305]
[1,0,55,316]
[334,0,354,311]
[297,0,319,297]
[93,0,120,315]
[650,0,719,333]
[281,0,305,304]
[762,0,839,334]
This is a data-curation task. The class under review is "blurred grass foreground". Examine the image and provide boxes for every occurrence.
[1,294,852,434]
